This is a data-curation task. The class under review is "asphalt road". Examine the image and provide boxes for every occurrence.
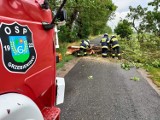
[58,37,160,120]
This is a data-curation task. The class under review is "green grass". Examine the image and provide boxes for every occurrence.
[144,65,160,87]
[55,36,98,70]
[56,55,74,69]
[56,42,75,70]
[56,35,100,69]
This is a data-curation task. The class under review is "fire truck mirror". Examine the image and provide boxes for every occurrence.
[42,0,67,30]
[56,9,67,21]
[52,9,67,26]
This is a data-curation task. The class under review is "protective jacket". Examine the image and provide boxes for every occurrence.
[80,40,90,49]
[100,37,109,48]
[109,37,121,59]
[110,37,119,48]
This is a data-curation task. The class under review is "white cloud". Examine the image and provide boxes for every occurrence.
[108,0,153,31]
[113,0,153,12]
[113,0,134,12]
[108,11,129,31]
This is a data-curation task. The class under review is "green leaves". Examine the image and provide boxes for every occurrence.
[50,0,116,41]
[88,75,93,80]
[121,62,131,71]
[151,59,160,68]
[127,0,160,37]
[114,19,133,38]
[130,76,140,81]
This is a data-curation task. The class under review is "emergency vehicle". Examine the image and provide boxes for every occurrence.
[0,0,66,119]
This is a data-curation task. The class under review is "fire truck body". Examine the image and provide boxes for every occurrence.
[0,0,65,119]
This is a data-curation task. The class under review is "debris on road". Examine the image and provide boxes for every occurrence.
[88,76,93,80]
[66,44,102,56]
[130,76,140,81]
[121,62,131,71]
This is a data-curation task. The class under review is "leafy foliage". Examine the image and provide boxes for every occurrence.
[121,62,131,71]
[127,5,147,33]
[49,0,116,42]
[147,0,160,36]
[120,34,160,84]
[114,19,133,38]
[120,35,160,66]
[130,76,140,81]
[56,42,74,69]
[151,59,160,68]
[127,0,160,37]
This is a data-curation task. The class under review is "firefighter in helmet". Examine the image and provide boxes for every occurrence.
[78,39,90,56]
[109,35,121,59]
[100,33,109,57]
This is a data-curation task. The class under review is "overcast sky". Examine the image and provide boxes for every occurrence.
[108,0,153,30]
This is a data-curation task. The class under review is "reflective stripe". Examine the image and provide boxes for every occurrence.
[112,54,115,56]
[102,46,108,48]
[112,38,118,41]
[102,53,107,56]
[101,38,106,42]
[118,54,121,56]
[84,41,89,46]
[112,44,119,48]
[80,46,86,49]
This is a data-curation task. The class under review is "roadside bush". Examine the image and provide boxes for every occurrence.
[58,26,79,42]
[151,59,160,68]
[120,34,160,68]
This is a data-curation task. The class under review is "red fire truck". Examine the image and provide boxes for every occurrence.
[0,0,66,119]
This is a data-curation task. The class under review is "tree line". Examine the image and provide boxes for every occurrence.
[114,0,160,39]
[49,0,116,42]
[114,0,160,76]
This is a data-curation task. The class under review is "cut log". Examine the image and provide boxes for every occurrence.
[66,45,102,55]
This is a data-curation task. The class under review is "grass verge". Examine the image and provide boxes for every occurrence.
[56,35,98,70]
[144,65,160,87]
[56,42,75,70]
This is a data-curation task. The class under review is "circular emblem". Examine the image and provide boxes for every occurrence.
[0,22,37,73]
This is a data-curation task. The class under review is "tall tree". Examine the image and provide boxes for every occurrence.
[114,19,133,39]
[49,0,117,41]
[146,0,160,36]
[127,5,147,41]
[127,0,160,37]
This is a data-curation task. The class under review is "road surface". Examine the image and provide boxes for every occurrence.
[58,37,160,120]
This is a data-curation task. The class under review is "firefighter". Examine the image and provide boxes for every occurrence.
[78,39,90,56]
[100,33,109,57]
[109,35,121,59]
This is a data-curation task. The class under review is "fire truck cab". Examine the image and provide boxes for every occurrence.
[0,0,66,119]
